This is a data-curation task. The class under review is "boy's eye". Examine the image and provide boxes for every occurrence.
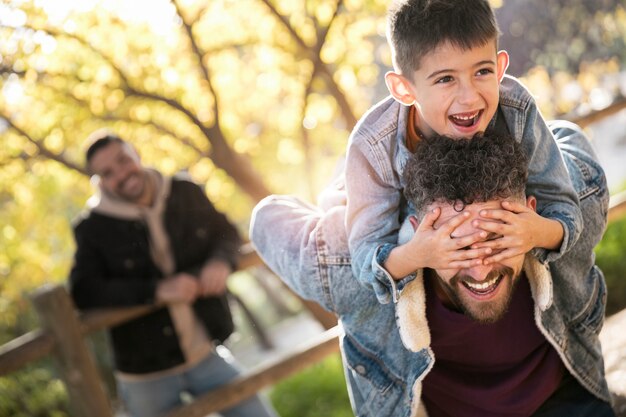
[476,68,494,76]
[435,75,453,84]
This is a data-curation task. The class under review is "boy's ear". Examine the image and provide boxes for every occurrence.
[385,71,416,106]
[496,50,509,83]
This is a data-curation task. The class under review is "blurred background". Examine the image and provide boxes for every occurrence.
[1,0,625,416]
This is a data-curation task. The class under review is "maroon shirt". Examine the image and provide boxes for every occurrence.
[422,273,564,417]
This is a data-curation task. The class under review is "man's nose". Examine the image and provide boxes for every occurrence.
[111,167,128,186]
[464,264,493,282]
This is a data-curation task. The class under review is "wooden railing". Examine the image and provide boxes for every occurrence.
[0,252,340,417]
[2,175,626,415]
[0,193,624,416]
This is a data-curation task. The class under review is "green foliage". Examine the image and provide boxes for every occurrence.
[595,216,626,315]
[270,353,353,417]
[0,0,624,332]
[0,366,69,417]
[0,1,625,415]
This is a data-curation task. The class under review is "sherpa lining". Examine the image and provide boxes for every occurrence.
[399,257,553,414]
[396,256,553,353]
[409,378,430,417]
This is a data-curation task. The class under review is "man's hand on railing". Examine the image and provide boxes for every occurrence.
[156,273,199,304]
[198,259,231,296]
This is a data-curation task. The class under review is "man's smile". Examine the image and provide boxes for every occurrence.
[461,273,505,298]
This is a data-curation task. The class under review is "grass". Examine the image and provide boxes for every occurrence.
[595,215,626,315]
[270,353,353,417]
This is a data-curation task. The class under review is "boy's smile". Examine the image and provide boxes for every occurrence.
[386,40,509,139]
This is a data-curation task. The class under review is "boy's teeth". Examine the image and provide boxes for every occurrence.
[453,113,477,120]
[450,111,479,127]
[452,112,479,120]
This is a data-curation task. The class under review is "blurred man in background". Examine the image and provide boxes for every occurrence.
[69,130,278,417]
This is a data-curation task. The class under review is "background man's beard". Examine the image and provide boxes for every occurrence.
[440,266,519,324]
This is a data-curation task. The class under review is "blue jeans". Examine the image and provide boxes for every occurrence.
[117,347,278,417]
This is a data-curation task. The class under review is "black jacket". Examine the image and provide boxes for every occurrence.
[69,178,240,374]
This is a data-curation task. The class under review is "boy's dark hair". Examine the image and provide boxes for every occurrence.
[84,130,124,173]
[403,132,528,219]
[387,0,499,77]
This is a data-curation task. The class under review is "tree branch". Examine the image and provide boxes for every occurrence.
[2,117,87,175]
[99,114,206,155]
[301,65,318,202]
[259,0,356,127]
[18,16,271,201]
[20,71,206,158]
[127,88,271,201]
[31,23,220,158]
[315,0,343,56]
[22,24,131,88]
[260,0,312,50]
[171,0,220,125]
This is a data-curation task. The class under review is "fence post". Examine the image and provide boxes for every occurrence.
[32,284,112,417]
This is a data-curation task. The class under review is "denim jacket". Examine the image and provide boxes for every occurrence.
[345,76,583,304]
[250,123,609,417]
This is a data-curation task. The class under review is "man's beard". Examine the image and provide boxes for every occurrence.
[435,266,520,324]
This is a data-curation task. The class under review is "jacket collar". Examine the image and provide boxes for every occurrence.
[396,256,553,352]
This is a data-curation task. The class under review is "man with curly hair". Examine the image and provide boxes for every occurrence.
[251,122,614,416]
[400,133,532,327]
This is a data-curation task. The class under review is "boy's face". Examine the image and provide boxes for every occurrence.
[386,40,509,139]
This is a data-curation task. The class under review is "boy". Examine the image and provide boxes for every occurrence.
[345,0,583,303]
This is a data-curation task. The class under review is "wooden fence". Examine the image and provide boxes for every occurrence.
[1,155,626,415]
[0,191,624,416]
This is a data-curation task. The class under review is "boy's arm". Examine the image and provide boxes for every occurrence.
[384,209,487,278]
[345,140,407,304]
[476,85,583,264]
[519,98,582,262]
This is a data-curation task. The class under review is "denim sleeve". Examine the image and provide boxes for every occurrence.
[345,140,412,304]
[520,98,583,263]
[250,196,335,311]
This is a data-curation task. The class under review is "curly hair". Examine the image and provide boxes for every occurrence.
[403,132,529,218]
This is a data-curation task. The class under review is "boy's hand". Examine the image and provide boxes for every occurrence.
[414,208,492,269]
[384,208,491,279]
[471,200,564,264]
